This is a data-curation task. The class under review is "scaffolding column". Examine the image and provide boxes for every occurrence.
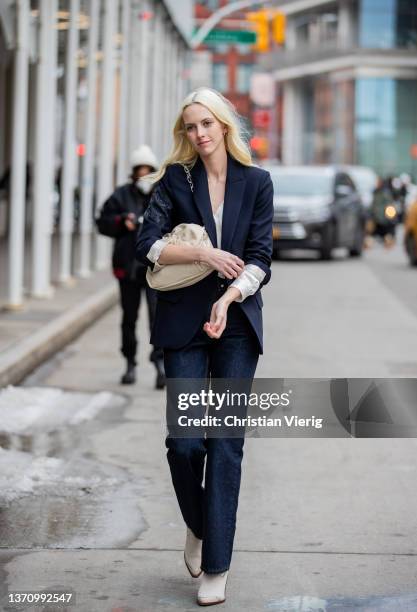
[7,0,30,307]
[116,0,130,185]
[164,30,174,157]
[77,0,99,278]
[128,0,149,153]
[59,0,80,284]
[32,0,57,297]
[150,5,163,160]
[95,0,117,269]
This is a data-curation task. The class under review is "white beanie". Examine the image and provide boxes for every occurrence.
[130,145,158,170]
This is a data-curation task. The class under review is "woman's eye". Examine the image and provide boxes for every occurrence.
[186,126,194,132]
[203,121,212,127]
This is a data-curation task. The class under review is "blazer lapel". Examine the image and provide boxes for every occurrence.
[221,153,246,252]
[190,153,246,251]
[191,157,218,248]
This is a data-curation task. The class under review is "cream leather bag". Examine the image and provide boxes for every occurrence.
[146,223,214,291]
[146,164,216,291]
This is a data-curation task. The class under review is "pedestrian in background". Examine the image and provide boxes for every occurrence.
[96,145,165,388]
[136,87,273,606]
[371,176,397,248]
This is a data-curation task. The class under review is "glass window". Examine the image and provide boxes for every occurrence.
[236,64,252,94]
[212,63,228,93]
[359,0,396,48]
[359,0,417,48]
[355,78,417,177]
[397,0,417,48]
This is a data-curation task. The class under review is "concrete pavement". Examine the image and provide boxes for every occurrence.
[0,269,117,387]
[1,240,417,611]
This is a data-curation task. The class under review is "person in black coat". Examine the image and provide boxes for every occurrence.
[96,145,165,387]
[135,88,273,607]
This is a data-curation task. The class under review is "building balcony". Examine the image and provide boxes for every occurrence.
[259,43,417,81]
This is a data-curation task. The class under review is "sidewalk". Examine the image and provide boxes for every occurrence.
[1,249,417,610]
[1,267,417,610]
[0,269,117,387]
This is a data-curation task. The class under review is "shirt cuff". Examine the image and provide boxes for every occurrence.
[146,239,168,264]
[230,264,266,302]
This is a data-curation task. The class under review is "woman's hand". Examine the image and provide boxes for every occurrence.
[203,287,241,339]
[204,297,229,339]
[202,248,244,280]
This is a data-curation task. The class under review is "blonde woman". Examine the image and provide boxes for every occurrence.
[136,87,273,606]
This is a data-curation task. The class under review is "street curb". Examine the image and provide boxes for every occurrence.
[0,284,118,388]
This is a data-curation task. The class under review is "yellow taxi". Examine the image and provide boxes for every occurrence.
[404,198,417,266]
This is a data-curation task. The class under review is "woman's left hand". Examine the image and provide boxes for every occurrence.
[203,286,242,339]
[204,297,229,339]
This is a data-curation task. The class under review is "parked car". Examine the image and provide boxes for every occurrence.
[345,165,378,210]
[404,198,417,266]
[264,165,366,260]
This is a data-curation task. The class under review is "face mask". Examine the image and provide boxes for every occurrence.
[136,177,153,194]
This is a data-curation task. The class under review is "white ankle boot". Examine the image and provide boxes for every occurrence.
[184,527,202,578]
[197,570,229,606]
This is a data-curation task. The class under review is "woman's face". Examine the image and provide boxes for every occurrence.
[182,103,226,158]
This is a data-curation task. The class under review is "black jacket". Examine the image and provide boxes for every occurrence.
[136,154,273,354]
[96,183,152,280]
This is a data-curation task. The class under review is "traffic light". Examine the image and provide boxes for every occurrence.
[246,10,269,53]
[250,136,269,157]
[272,11,286,45]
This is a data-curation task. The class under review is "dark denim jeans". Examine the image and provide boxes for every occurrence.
[164,295,259,574]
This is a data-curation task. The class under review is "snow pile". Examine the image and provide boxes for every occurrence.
[0,448,63,502]
[0,386,125,434]
[0,447,122,503]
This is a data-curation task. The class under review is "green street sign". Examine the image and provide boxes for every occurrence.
[200,29,256,44]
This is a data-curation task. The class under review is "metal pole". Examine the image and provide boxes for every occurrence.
[175,40,182,116]
[59,0,79,283]
[150,6,163,159]
[160,23,168,158]
[32,0,56,297]
[95,0,117,269]
[164,31,173,158]
[169,37,178,150]
[179,46,188,103]
[128,0,147,154]
[7,0,30,308]
[77,0,99,278]
[137,0,150,147]
[116,0,130,185]
[45,0,58,290]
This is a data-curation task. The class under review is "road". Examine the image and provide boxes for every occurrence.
[1,230,417,611]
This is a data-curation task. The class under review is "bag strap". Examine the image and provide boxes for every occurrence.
[180,163,194,193]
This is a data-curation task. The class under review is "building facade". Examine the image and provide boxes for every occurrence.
[0,0,191,308]
[193,1,282,160]
[194,1,256,120]
[261,0,417,178]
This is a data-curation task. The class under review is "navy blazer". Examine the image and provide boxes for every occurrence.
[135,153,273,354]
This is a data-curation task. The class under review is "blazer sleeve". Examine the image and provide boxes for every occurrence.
[243,171,274,287]
[135,168,175,269]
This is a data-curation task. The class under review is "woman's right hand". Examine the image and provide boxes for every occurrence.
[202,248,245,280]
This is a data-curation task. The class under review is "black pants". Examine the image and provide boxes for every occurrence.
[118,272,163,365]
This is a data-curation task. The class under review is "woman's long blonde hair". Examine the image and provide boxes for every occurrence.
[149,87,253,183]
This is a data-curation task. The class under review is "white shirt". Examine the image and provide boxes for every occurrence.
[146,202,265,302]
